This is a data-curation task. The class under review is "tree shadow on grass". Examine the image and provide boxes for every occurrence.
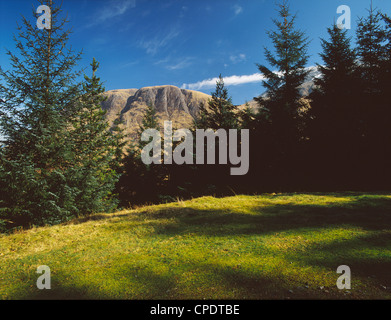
[65,193,391,236]
[67,212,130,225]
[127,194,391,238]
[283,231,391,288]
[12,266,178,300]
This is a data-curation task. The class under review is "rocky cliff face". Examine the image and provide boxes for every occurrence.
[101,85,211,141]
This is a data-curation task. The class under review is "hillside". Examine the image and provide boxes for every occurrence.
[1,193,391,300]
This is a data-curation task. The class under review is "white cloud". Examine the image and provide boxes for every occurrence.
[233,5,243,15]
[179,6,188,18]
[229,53,246,64]
[182,73,266,91]
[167,57,194,71]
[121,60,139,68]
[138,28,180,55]
[154,56,193,70]
[87,0,136,27]
[182,66,319,91]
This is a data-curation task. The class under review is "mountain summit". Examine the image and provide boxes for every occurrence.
[101,85,211,140]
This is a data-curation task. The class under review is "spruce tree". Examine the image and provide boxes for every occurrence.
[356,4,387,96]
[355,3,389,187]
[194,74,239,130]
[0,0,84,227]
[256,0,310,134]
[381,13,391,107]
[381,13,391,90]
[137,101,160,140]
[69,58,124,215]
[192,74,241,197]
[116,102,163,207]
[238,103,257,131]
[307,24,358,187]
[0,0,123,228]
[379,12,391,186]
[253,0,310,189]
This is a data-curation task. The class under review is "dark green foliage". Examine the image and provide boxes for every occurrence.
[356,6,387,94]
[0,1,122,230]
[238,103,257,131]
[381,12,391,85]
[307,24,358,188]
[116,102,166,207]
[138,101,160,137]
[194,74,240,130]
[191,75,245,197]
[381,13,391,110]
[354,4,390,187]
[0,0,83,227]
[255,1,310,126]
[117,76,246,208]
[69,58,124,215]
[251,0,310,190]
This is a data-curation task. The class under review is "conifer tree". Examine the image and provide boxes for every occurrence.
[381,13,391,108]
[256,1,309,135]
[0,0,84,227]
[69,58,124,215]
[137,102,160,140]
[0,0,123,228]
[378,11,391,186]
[192,75,241,196]
[116,102,163,207]
[253,0,310,188]
[355,3,389,186]
[194,74,239,130]
[307,24,358,187]
[238,103,257,131]
[356,4,387,97]
[381,13,391,92]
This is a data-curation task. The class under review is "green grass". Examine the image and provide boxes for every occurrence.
[1,192,391,300]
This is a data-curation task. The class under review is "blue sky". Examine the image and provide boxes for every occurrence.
[1,0,391,105]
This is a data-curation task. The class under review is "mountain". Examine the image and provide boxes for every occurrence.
[101,85,211,141]
[102,70,319,143]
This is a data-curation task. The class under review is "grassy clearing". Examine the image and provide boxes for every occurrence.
[1,192,391,300]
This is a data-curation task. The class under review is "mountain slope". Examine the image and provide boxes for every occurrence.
[101,85,211,140]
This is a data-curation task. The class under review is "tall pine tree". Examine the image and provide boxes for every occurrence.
[355,3,389,187]
[253,0,310,189]
[0,0,84,227]
[192,75,243,197]
[69,58,124,215]
[116,102,164,207]
[194,74,240,130]
[307,24,358,188]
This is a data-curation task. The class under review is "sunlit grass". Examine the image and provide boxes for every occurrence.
[1,192,391,299]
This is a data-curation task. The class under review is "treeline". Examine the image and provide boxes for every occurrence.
[1,1,390,231]
[116,1,391,207]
